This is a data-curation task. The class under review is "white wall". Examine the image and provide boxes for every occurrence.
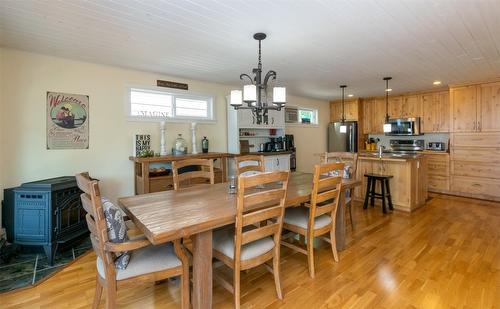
[286,97,330,173]
[0,48,329,207]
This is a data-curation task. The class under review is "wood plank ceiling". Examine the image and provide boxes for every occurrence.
[1,0,500,99]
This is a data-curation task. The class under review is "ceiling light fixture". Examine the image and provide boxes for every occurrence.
[383,77,392,133]
[433,80,442,85]
[348,94,354,97]
[339,85,347,133]
[230,33,286,125]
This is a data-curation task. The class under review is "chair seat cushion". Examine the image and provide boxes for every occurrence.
[284,207,332,230]
[213,226,275,261]
[97,242,181,280]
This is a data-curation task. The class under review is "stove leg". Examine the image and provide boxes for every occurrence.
[43,243,57,266]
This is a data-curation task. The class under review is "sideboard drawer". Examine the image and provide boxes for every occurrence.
[452,161,500,179]
[451,175,500,198]
[452,132,500,147]
[149,177,174,192]
[451,148,500,163]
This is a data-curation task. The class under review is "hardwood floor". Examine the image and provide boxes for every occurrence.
[2,194,499,308]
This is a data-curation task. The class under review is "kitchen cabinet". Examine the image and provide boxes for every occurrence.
[450,132,500,201]
[401,95,422,118]
[388,96,403,118]
[266,108,285,128]
[264,154,290,172]
[422,91,449,133]
[451,85,479,132]
[330,99,358,122]
[479,82,500,132]
[362,99,373,135]
[373,98,386,134]
[353,155,427,212]
[424,152,450,192]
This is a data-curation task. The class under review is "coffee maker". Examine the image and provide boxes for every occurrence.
[284,134,295,151]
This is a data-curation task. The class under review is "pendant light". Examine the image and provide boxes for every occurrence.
[383,77,392,133]
[339,85,347,133]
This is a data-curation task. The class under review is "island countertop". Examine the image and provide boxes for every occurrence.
[358,152,424,162]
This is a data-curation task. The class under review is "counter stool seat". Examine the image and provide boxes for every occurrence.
[363,173,394,214]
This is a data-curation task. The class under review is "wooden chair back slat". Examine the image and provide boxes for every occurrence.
[172,158,215,190]
[315,188,341,204]
[80,194,96,217]
[241,222,280,245]
[243,189,285,209]
[314,204,334,217]
[235,155,264,176]
[241,171,287,189]
[242,205,282,227]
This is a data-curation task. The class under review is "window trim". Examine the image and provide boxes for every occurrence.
[126,85,216,123]
[285,105,319,127]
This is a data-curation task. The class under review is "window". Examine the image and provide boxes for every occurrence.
[128,87,214,121]
[285,106,318,125]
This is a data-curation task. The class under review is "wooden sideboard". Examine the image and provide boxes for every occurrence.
[130,152,232,194]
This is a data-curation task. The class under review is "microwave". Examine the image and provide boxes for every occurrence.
[385,117,422,136]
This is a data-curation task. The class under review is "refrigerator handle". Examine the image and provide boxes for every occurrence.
[349,125,354,152]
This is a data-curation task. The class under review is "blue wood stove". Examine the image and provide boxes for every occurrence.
[2,176,88,265]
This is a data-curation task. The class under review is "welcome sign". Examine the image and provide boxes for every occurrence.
[47,91,89,149]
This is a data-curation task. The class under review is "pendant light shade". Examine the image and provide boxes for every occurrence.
[230,90,243,106]
[339,85,347,134]
[273,86,286,104]
[243,84,257,102]
[383,123,392,133]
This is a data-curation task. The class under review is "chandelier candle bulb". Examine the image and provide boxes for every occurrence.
[273,86,286,103]
[230,90,243,106]
[243,84,257,102]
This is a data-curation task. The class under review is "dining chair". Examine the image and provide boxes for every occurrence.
[75,173,190,309]
[281,162,343,278]
[171,158,215,190]
[212,171,290,309]
[234,154,265,176]
[320,152,358,229]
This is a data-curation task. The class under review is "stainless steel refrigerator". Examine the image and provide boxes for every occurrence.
[328,121,358,152]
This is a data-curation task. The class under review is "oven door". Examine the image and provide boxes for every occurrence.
[386,118,421,135]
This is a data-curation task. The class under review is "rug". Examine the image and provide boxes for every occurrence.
[0,236,91,293]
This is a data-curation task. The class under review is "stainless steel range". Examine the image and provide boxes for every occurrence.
[390,139,425,153]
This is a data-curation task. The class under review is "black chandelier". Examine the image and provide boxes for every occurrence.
[230,33,286,125]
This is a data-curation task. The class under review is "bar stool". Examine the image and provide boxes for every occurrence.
[363,173,394,214]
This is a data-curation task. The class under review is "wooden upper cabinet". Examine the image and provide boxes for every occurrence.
[451,85,479,132]
[437,91,450,132]
[330,101,342,122]
[373,98,386,134]
[329,100,358,122]
[388,96,402,119]
[401,95,422,118]
[480,82,500,132]
[422,91,449,133]
[362,99,373,134]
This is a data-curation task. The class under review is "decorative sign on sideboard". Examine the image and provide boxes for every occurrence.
[133,134,151,156]
[157,80,188,90]
[46,91,89,150]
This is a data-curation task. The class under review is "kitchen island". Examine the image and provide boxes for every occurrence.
[354,153,428,212]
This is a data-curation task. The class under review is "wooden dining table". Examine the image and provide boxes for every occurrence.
[118,172,361,309]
